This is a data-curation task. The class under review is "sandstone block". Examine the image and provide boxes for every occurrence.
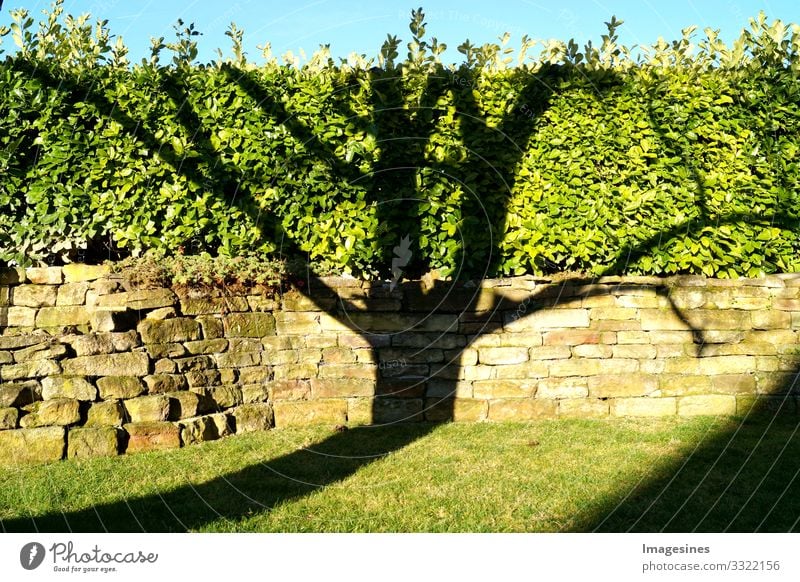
[124,421,181,453]
[180,296,249,315]
[0,380,41,407]
[709,374,756,394]
[549,358,638,377]
[311,378,374,398]
[184,339,228,355]
[685,310,751,330]
[425,397,487,422]
[241,384,270,403]
[20,398,80,428]
[663,355,755,376]
[273,400,347,427]
[97,376,146,399]
[751,311,791,330]
[611,397,677,417]
[138,318,200,344]
[0,335,46,350]
[154,359,176,374]
[62,264,110,282]
[572,344,613,358]
[224,313,276,337]
[775,298,800,311]
[529,346,571,360]
[166,391,202,420]
[6,306,37,326]
[0,407,18,429]
[489,399,556,421]
[13,341,68,363]
[56,282,90,306]
[14,284,57,307]
[140,375,184,396]
[355,398,424,424]
[237,367,270,385]
[588,375,658,398]
[678,395,737,416]
[206,385,243,409]
[214,351,261,368]
[35,306,90,328]
[233,403,274,433]
[473,379,537,399]
[612,345,657,359]
[317,363,375,380]
[41,376,97,401]
[537,377,588,399]
[658,374,712,396]
[145,306,176,320]
[196,315,224,339]
[124,394,170,422]
[89,309,138,333]
[1,359,60,381]
[477,347,529,365]
[178,415,218,445]
[589,307,637,320]
[543,330,613,345]
[62,352,149,376]
[186,370,221,388]
[274,312,321,335]
[67,427,120,458]
[247,296,277,312]
[145,343,187,359]
[483,362,546,380]
[0,426,65,465]
[174,355,214,372]
[209,412,234,437]
[504,309,589,331]
[97,288,176,310]
[558,399,609,418]
[755,372,799,394]
[426,379,472,399]
[268,380,311,401]
[86,401,126,427]
[639,309,690,331]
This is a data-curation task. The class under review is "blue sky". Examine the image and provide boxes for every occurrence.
[2,0,799,65]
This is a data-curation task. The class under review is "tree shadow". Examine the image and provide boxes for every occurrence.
[3,49,798,533]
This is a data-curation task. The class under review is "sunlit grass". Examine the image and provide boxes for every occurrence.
[1,416,798,532]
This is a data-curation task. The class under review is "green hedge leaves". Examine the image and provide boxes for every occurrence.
[1,3,800,279]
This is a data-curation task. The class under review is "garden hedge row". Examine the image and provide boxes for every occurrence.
[1,4,799,279]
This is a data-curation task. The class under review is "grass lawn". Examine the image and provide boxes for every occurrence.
[1,416,799,532]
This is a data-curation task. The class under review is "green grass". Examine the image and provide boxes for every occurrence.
[2,416,800,532]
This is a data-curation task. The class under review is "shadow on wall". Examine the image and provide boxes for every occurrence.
[3,60,800,532]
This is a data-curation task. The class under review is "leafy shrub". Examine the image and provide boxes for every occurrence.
[1,3,800,279]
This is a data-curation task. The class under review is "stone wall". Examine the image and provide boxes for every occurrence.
[1,265,799,465]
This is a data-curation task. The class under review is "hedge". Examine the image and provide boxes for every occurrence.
[1,4,799,279]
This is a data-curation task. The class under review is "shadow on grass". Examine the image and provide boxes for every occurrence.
[1,423,438,533]
[583,401,800,532]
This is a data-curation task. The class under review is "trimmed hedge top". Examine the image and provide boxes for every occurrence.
[1,4,799,279]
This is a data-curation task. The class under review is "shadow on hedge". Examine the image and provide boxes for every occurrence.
[3,62,799,533]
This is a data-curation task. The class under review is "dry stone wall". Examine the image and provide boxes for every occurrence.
[1,264,799,465]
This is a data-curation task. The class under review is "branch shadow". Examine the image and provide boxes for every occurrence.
[3,57,797,534]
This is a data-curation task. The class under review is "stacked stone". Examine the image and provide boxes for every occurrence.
[3,264,800,466]
[0,265,276,465]
[266,275,800,427]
